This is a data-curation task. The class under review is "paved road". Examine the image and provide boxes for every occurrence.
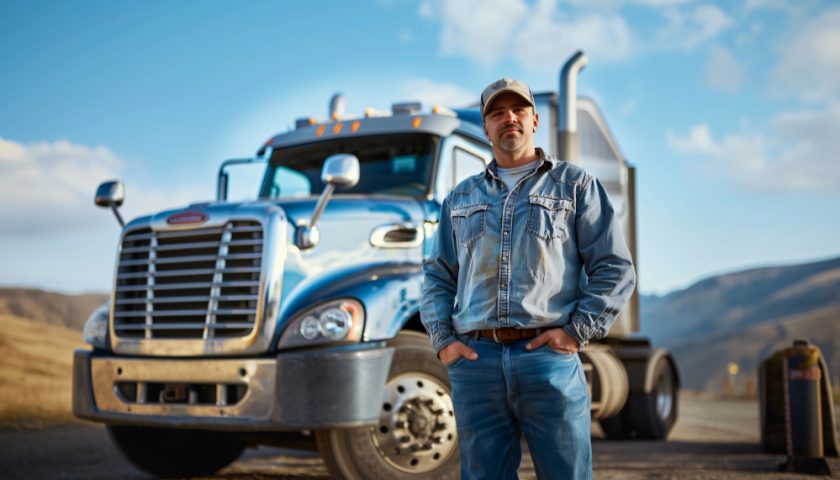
[1,397,837,479]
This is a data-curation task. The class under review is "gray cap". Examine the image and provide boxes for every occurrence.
[480,77,536,117]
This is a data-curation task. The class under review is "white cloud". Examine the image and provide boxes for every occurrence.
[771,8,840,102]
[0,137,123,234]
[566,0,694,9]
[435,0,530,68]
[703,44,746,93]
[656,4,734,50]
[631,0,694,6]
[420,0,732,70]
[513,8,633,68]
[0,137,206,236]
[425,0,633,70]
[399,79,475,108]
[666,103,840,193]
[743,0,796,13]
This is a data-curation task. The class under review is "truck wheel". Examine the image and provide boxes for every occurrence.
[598,410,634,439]
[632,355,678,439]
[108,425,244,478]
[599,355,678,440]
[316,330,459,479]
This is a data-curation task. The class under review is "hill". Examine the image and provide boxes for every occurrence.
[0,287,108,331]
[0,312,88,425]
[640,256,840,393]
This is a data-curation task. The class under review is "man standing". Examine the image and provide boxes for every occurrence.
[421,78,636,479]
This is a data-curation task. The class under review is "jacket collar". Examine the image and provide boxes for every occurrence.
[485,147,556,181]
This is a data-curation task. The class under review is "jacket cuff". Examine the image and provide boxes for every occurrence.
[563,315,593,347]
[432,334,458,356]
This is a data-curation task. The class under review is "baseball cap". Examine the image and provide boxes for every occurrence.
[480,77,536,117]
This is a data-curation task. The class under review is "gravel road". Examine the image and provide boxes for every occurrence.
[1,397,837,479]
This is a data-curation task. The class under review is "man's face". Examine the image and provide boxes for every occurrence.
[483,92,539,154]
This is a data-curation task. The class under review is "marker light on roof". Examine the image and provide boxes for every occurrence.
[351,120,361,132]
[412,117,423,128]
[432,104,457,117]
[316,125,325,137]
[333,123,343,134]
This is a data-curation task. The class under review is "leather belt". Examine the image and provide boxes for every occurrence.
[475,327,540,344]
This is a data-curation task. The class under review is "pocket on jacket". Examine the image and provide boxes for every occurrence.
[451,203,488,247]
[527,195,571,240]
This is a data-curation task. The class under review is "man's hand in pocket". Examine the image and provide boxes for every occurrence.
[439,340,479,365]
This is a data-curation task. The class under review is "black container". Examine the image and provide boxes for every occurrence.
[759,339,838,475]
[783,339,823,458]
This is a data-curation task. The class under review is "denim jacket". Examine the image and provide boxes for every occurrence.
[420,149,636,354]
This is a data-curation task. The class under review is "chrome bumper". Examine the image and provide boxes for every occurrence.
[72,345,393,431]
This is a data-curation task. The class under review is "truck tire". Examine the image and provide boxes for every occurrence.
[108,425,244,478]
[599,355,678,440]
[598,409,634,439]
[316,331,459,479]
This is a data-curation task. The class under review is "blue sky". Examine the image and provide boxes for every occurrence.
[1,0,838,295]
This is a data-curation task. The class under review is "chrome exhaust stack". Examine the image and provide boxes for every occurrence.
[558,50,588,164]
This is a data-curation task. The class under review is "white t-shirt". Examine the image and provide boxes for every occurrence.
[495,159,540,191]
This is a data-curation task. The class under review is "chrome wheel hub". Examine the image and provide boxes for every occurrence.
[655,370,674,421]
[372,372,458,473]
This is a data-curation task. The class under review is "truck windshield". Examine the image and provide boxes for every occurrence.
[263,134,436,198]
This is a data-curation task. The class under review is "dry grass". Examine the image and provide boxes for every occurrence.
[0,313,88,426]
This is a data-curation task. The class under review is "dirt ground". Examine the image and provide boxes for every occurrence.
[1,396,838,479]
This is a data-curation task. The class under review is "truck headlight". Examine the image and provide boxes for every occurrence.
[315,307,353,340]
[82,303,110,350]
[279,299,364,349]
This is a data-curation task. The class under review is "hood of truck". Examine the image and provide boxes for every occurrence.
[270,195,426,314]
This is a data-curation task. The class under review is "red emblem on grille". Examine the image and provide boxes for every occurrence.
[166,211,208,225]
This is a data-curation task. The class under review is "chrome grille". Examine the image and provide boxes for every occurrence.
[113,221,264,339]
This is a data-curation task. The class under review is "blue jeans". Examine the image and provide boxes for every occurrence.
[446,335,591,480]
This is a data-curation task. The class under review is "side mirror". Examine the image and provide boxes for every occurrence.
[95,180,124,207]
[321,154,360,188]
[95,180,125,227]
[297,154,360,250]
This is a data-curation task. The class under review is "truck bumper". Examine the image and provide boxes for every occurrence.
[72,345,394,431]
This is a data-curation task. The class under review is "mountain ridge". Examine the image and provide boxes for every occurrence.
[0,287,108,331]
[640,255,840,392]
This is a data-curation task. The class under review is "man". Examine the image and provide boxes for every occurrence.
[420,77,636,480]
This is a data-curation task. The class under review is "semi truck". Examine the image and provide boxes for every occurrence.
[73,51,680,479]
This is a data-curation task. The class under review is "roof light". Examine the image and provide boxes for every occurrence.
[316,125,325,137]
[333,123,343,134]
[412,117,423,128]
[365,107,389,118]
[351,120,361,132]
[295,117,318,129]
[432,104,457,117]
